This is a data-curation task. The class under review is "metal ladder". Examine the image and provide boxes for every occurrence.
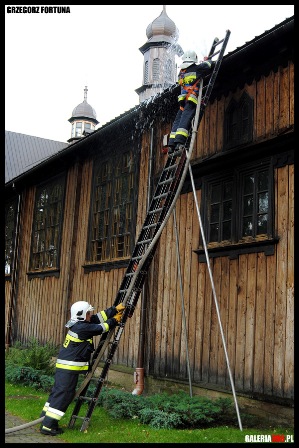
[68,30,230,432]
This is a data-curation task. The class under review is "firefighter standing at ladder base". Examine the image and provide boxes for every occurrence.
[40,300,125,436]
[167,50,215,154]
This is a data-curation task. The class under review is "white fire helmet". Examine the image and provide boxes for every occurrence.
[180,50,198,69]
[70,301,94,321]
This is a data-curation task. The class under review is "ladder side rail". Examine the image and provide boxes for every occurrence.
[200,30,231,122]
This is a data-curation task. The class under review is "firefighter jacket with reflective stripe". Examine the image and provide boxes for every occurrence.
[177,60,212,105]
[56,306,117,373]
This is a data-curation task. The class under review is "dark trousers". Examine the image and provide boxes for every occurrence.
[42,369,79,429]
[169,100,197,147]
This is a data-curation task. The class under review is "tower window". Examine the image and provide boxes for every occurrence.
[144,61,149,84]
[165,59,173,82]
[153,58,160,82]
[75,122,82,137]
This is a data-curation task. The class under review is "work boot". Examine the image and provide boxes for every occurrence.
[40,425,64,436]
[175,143,185,152]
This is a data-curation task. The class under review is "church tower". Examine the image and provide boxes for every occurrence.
[135,5,183,103]
[68,86,99,143]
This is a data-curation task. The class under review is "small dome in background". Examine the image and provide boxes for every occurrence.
[71,86,98,121]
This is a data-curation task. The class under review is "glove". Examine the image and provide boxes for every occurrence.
[113,311,123,324]
[116,303,125,312]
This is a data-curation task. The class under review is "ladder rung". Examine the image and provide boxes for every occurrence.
[143,222,159,229]
[131,255,143,261]
[212,49,221,58]
[148,208,163,215]
[71,415,86,421]
[159,178,173,186]
[164,164,178,172]
[154,192,168,200]
[77,396,94,402]
[136,238,153,244]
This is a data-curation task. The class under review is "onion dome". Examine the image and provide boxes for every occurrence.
[70,86,98,124]
[145,5,179,44]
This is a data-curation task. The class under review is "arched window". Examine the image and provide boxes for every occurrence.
[165,59,173,82]
[144,61,149,84]
[224,92,253,150]
[153,58,160,82]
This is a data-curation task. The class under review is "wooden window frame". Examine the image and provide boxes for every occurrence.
[224,91,254,150]
[5,197,18,278]
[28,174,65,277]
[197,158,276,261]
[85,149,137,271]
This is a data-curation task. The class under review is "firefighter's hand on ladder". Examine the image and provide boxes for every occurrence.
[115,303,125,312]
[113,310,124,324]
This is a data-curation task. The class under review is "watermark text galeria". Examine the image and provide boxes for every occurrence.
[245,434,294,443]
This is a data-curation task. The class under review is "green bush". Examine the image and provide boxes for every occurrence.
[139,407,183,429]
[94,387,236,430]
[99,388,146,419]
[5,338,58,375]
[5,365,54,391]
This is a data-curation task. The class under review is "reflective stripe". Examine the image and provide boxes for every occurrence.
[176,128,189,138]
[47,406,64,418]
[45,411,61,421]
[187,95,198,105]
[42,401,50,412]
[101,323,109,332]
[56,363,89,371]
[56,359,89,367]
[65,331,92,343]
[178,93,186,102]
[98,310,108,323]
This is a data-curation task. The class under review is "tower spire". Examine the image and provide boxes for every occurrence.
[84,86,88,102]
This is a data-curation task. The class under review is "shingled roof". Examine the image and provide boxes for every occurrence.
[5,131,68,183]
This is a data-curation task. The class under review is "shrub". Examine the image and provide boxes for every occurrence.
[139,408,183,429]
[5,338,58,375]
[94,387,236,430]
[99,388,146,419]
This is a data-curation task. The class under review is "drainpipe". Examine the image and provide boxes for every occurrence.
[5,185,22,352]
[132,127,154,395]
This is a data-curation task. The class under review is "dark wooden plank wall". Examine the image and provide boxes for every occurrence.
[5,62,293,400]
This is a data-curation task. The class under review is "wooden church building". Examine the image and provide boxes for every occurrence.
[5,8,294,420]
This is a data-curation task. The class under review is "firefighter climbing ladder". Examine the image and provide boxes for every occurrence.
[68,30,233,432]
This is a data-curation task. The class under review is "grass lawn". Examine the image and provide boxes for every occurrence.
[5,382,294,444]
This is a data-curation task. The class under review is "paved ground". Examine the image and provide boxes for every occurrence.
[5,411,68,443]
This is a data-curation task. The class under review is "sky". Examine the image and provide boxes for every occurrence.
[5,5,294,143]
